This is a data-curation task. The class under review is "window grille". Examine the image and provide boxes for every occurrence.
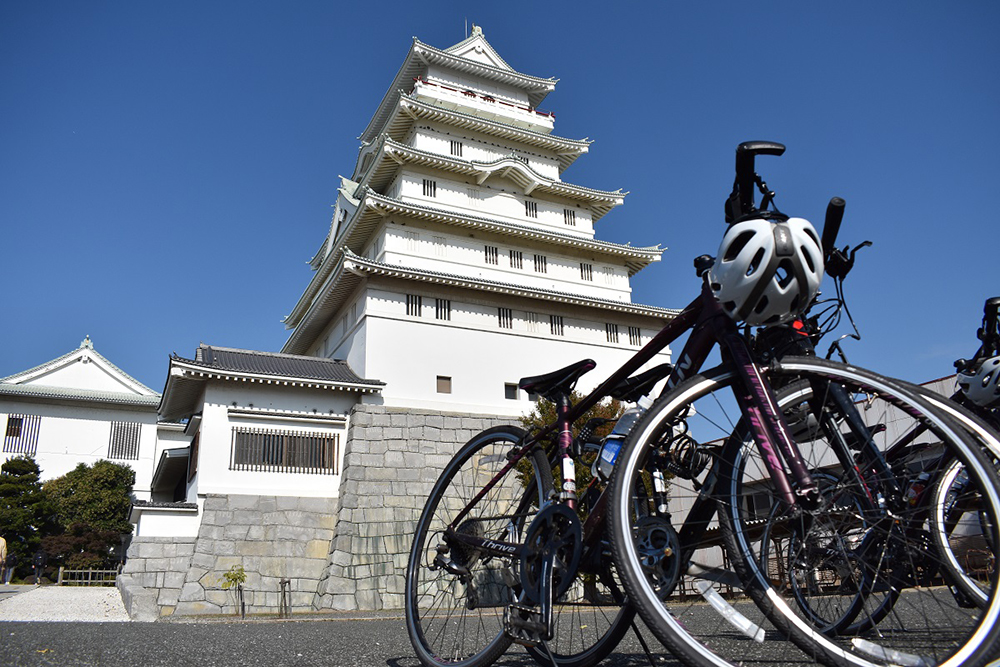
[564,209,576,226]
[603,267,615,285]
[485,245,499,265]
[436,376,452,394]
[3,414,40,455]
[406,230,420,252]
[467,188,482,207]
[606,323,619,343]
[580,263,593,281]
[550,315,564,336]
[406,294,422,317]
[436,299,451,321]
[230,427,339,474]
[498,307,513,329]
[525,200,538,218]
[534,254,547,273]
[526,312,539,333]
[629,326,642,346]
[450,140,463,157]
[509,250,523,269]
[433,235,447,256]
[422,179,437,197]
[108,421,141,460]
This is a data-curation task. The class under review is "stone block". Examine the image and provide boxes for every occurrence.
[179,582,205,603]
[227,495,262,510]
[174,600,222,616]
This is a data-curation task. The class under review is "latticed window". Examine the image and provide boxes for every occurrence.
[436,299,451,321]
[525,200,538,218]
[509,250,523,269]
[550,315,564,336]
[3,414,40,455]
[580,263,593,281]
[629,326,642,346]
[485,245,499,265]
[534,254,547,273]
[406,294,422,317]
[526,312,539,333]
[498,308,513,329]
[231,427,339,474]
[108,421,141,460]
[450,140,463,157]
[564,209,576,226]
[405,230,420,252]
[422,179,437,197]
[606,323,619,343]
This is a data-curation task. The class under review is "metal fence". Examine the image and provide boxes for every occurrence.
[57,566,120,586]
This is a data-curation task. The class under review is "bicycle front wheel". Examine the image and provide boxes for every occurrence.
[405,426,551,667]
[610,359,1000,667]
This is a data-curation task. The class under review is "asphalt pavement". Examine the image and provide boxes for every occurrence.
[0,615,686,667]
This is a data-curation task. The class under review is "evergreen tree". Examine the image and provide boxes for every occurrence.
[0,456,57,567]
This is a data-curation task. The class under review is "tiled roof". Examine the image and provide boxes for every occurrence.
[182,345,383,386]
[0,383,160,407]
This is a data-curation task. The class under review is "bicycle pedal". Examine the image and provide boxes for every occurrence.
[505,604,546,647]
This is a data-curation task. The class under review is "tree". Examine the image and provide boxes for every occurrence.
[45,460,135,534]
[42,460,135,570]
[0,456,58,569]
[517,391,625,493]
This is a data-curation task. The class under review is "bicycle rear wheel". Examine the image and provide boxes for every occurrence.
[405,426,551,667]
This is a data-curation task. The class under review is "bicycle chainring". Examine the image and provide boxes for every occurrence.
[519,503,582,603]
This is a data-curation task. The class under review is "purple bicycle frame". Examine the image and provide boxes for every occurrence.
[447,281,818,537]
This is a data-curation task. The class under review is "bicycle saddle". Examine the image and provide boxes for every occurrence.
[518,359,596,401]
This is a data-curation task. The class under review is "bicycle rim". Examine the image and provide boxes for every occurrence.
[405,426,551,667]
[610,360,1000,667]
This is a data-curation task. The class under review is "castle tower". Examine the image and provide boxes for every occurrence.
[281,26,673,415]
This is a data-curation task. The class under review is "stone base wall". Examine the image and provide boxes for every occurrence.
[314,404,509,611]
[120,494,339,618]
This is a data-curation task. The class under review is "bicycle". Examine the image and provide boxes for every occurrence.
[406,141,1000,667]
[746,236,1000,635]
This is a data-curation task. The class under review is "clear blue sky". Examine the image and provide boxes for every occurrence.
[1,1,997,393]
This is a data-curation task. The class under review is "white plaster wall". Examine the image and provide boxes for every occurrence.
[378,220,628,303]
[0,401,157,497]
[409,124,561,181]
[395,171,595,240]
[133,508,201,538]
[361,300,669,416]
[191,383,355,498]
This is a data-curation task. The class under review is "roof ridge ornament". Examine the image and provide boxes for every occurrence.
[81,335,93,349]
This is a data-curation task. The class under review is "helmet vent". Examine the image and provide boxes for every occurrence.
[801,245,816,273]
[746,247,766,277]
[775,260,794,288]
[723,231,755,262]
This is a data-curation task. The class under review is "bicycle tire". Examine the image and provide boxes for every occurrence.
[609,359,1000,667]
[405,426,552,667]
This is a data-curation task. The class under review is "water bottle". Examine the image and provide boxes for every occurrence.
[594,394,654,481]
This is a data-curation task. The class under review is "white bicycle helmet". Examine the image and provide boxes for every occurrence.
[957,356,1000,408]
[709,217,824,326]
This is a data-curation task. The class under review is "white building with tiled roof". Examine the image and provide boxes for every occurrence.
[118,27,678,619]
[0,336,174,500]
[282,26,674,415]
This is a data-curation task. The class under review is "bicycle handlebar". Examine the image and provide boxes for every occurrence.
[727,141,786,222]
[821,197,846,264]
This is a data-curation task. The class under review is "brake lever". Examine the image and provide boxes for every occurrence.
[825,240,872,280]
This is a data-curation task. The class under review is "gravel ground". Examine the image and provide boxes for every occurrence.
[0,586,130,622]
